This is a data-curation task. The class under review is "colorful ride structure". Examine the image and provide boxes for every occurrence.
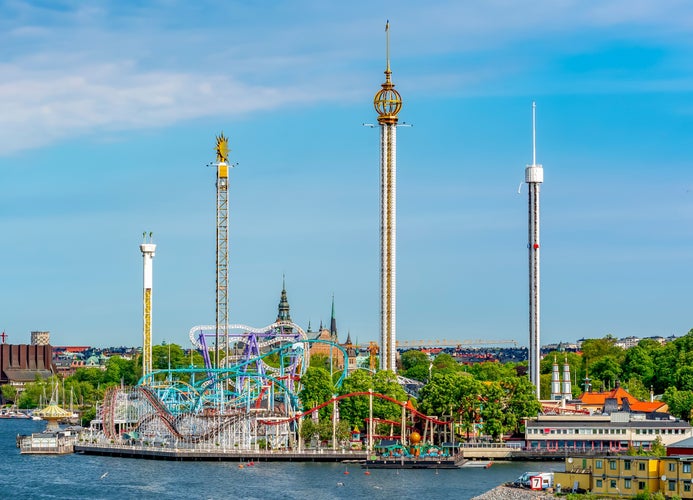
[93,320,353,450]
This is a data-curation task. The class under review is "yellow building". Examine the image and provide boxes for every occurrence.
[554,455,693,498]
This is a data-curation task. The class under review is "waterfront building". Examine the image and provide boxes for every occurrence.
[0,343,53,395]
[554,455,693,499]
[525,412,693,453]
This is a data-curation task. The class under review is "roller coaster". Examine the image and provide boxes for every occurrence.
[91,320,453,451]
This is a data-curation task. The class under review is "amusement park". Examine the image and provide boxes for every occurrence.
[81,115,468,461]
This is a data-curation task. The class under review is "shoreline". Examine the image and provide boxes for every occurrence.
[472,485,554,499]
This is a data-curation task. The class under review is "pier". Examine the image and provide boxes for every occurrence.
[75,443,368,462]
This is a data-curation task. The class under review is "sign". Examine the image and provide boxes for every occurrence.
[531,476,543,490]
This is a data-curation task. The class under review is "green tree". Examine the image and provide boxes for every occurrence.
[589,355,623,389]
[480,382,506,441]
[432,353,461,375]
[337,369,372,427]
[468,361,517,381]
[504,376,541,433]
[1,384,17,403]
[299,366,335,420]
[663,387,693,421]
[400,350,431,382]
[103,356,138,386]
[622,346,655,389]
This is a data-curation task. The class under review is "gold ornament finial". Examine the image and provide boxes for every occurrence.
[215,132,229,163]
[374,20,402,124]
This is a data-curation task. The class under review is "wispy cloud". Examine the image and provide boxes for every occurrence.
[1,0,693,155]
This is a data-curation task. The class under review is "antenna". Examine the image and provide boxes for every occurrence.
[532,101,537,166]
[385,20,390,73]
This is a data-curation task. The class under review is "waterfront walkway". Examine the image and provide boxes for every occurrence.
[75,443,368,462]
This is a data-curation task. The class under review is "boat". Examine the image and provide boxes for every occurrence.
[360,441,464,469]
[0,407,30,419]
[461,460,493,468]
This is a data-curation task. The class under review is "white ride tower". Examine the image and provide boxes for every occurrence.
[526,102,544,398]
[140,233,156,383]
[374,21,402,372]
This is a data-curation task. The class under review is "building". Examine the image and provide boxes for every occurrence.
[0,343,54,394]
[30,331,50,346]
[577,383,668,414]
[525,412,693,454]
[554,455,693,498]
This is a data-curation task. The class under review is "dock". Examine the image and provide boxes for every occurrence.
[75,443,368,462]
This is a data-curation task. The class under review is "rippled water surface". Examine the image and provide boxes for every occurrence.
[1,419,558,499]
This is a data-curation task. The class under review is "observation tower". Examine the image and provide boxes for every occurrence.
[526,102,543,398]
[140,232,156,383]
[374,21,402,372]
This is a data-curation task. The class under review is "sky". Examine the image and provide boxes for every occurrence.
[1,0,692,349]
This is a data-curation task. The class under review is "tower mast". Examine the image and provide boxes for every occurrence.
[140,232,156,383]
[374,21,402,372]
[526,102,544,398]
[215,133,230,369]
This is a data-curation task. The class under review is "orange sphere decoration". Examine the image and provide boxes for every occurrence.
[409,432,422,444]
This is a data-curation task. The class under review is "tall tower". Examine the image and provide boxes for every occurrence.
[526,102,544,398]
[215,133,230,368]
[374,21,402,372]
[140,233,156,382]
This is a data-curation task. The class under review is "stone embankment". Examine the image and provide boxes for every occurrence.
[471,485,555,500]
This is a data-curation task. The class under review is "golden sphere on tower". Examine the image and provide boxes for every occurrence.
[374,84,402,123]
[409,431,422,444]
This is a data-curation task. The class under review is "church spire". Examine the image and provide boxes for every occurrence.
[330,294,338,342]
[276,275,291,323]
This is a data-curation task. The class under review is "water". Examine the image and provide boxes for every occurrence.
[1,420,557,499]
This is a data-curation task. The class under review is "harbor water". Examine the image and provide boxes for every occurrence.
[1,419,557,499]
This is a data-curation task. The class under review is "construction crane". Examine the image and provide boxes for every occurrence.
[395,339,518,348]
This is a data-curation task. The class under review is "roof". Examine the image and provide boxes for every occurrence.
[35,404,73,419]
[578,386,636,406]
[667,436,693,449]
[2,369,52,382]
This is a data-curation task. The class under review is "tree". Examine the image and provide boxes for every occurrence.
[338,370,372,427]
[299,366,335,420]
[400,350,431,382]
[432,353,461,375]
[480,382,506,441]
[103,356,138,386]
[589,355,622,389]
[663,387,693,421]
[1,384,17,403]
[622,346,655,389]
[504,376,541,433]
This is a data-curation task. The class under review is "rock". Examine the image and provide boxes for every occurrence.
[471,485,555,500]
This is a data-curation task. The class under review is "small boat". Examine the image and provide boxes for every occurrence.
[461,460,493,468]
[0,407,30,419]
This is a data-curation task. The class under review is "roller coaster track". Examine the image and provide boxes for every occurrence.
[260,392,454,427]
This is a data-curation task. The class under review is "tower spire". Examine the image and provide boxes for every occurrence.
[373,21,403,372]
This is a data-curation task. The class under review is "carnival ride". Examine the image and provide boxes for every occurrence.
[94,319,456,451]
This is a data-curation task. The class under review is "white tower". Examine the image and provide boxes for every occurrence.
[526,102,544,398]
[374,21,402,372]
[562,356,572,399]
[140,233,156,383]
[551,356,561,400]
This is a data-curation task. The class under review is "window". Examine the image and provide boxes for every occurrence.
[624,461,631,470]
[638,481,646,490]
[610,460,617,470]
[685,483,691,492]
[610,480,617,489]
[669,480,676,491]
[596,460,603,469]
[684,463,691,473]
[639,462,646,471]
[596,479,603,488]
[624,479,631,489]
[669,463,676,472]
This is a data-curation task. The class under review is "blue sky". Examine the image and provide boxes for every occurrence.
[1,0,692,348]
